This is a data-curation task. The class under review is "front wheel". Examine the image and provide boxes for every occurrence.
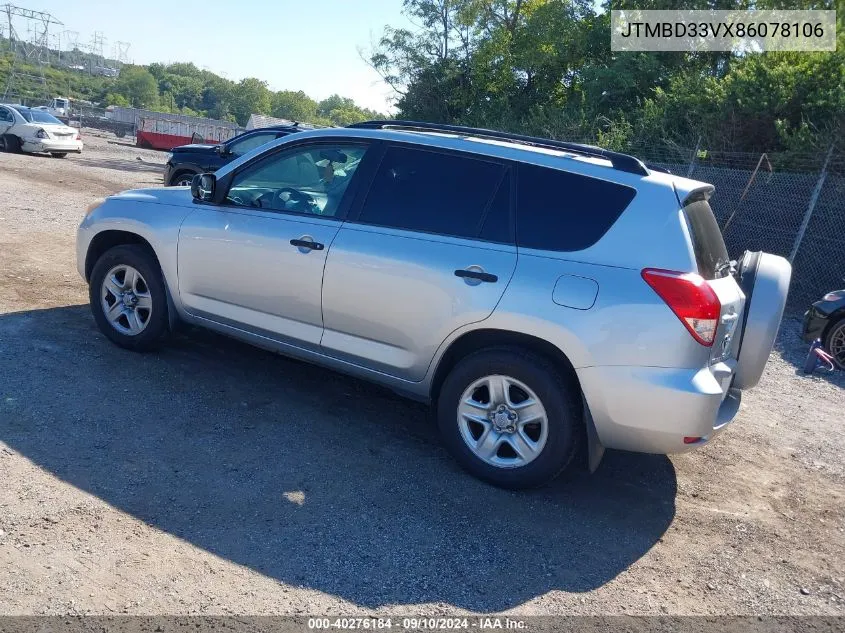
[89,244,169,351]
[824,317,845,370]
[169,171,196,187]
[436,348,582,489]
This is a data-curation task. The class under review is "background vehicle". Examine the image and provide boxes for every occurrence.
[77,121,791,489]
[163,123,315,186]
[802,289,845,370]
[32,97,71,122]
[0,103,82,157]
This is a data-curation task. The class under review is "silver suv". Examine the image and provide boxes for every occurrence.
[76,121,791,489]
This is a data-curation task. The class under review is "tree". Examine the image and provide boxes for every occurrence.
[271,90,318,121]
[229,77,272,126]
[113,65,159,108]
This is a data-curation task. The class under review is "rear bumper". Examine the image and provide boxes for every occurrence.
[21,139,83,153]
[578,362,741,454]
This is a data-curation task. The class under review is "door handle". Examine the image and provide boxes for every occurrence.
[455,269,498,283]
[290,238,324,251]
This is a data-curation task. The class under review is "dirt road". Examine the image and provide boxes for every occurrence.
[0,133,843,616]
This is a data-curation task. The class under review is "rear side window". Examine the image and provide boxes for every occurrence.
[683,199,730,279]
[516,164,636,252]
[357,146,505,239]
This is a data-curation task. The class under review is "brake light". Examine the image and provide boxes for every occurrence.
[35,128,49,139]
[642,268,721,346]
[75,131,82,140]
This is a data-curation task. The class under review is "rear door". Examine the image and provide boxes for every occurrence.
[320,144,517,381]
[0,107,14,135]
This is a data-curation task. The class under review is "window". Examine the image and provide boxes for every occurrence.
[19,109,63,125]
[225,143,367,217]
[479,173,512,244]
[228,132,278,157]
[0,108,13,123]
[516,164,636,252]
[357,146,505,239]
[684,199,730,279]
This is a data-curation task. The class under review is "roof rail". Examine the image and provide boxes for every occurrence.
[347,120,650,176]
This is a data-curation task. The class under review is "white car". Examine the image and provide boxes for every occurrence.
[0,103,83,157]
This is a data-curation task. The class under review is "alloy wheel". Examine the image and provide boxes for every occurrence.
[457,374,549,468]
[829,322,845,369]
[100,265,153,335]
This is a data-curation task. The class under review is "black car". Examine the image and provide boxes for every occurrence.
[163,124,314,186]
[802,289,845,370]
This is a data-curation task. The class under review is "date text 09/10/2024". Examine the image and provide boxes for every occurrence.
[307,618,527,630]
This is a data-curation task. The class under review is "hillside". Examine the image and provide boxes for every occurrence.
[0,43,385,127]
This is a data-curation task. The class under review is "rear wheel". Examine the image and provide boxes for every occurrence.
[50,152,68,158]
[436,347,581,489]
[824,317,845,370]
[0,134,20,153]
[89,244,169,351]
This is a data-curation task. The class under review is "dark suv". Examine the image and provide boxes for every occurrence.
[163,123,315,186]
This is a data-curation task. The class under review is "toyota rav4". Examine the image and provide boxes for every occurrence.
[77,121,791,489]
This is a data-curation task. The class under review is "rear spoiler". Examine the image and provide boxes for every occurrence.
[674,183,715,206]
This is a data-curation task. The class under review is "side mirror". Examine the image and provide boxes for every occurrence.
[216,143,228,156]
[191,173,216,202]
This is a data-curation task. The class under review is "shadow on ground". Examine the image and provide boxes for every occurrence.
[70,156,165,175]
[0,306,677,610]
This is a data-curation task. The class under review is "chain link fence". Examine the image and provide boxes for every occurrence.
[624,141,844,311]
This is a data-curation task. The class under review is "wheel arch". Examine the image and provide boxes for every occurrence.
[84,230,161,282]
[429,328,581,404]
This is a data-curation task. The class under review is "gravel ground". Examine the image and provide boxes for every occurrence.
[0,132,843,616]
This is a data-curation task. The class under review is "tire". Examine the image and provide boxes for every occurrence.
[169,170,197,187]
[89,244,170,352]
[0,134,20,153]
[115,128,126,139]
[50,152,68,158]
[823,317,845,370]
[436,347,582,489]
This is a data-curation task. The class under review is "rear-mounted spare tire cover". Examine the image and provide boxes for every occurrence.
[733,251,792,389]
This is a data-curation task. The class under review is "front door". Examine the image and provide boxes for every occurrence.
[321,144,517,381]
[177,141,370,348]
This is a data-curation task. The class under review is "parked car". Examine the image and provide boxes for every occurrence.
[0,103,83,157]
[802,289,845,370]
[77,120,792,489]
[163,123,315,186]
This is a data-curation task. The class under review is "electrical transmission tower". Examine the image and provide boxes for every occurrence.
[2,4,63,100]
[112,40,130,66]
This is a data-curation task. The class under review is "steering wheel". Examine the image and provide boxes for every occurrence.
[274,187,317,213]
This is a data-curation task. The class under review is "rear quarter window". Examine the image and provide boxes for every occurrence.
[683,199,730,280]
[516,164,636,252]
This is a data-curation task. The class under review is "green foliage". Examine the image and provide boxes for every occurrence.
[370,0,843,154]
[272,90,319,121]
[0,43,383,127]
[113,65,159,108]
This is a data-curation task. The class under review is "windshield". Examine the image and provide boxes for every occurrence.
[20,109,64,125]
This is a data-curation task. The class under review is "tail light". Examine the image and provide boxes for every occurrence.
[75,131,82,140]
[642,268,721,346]
[35,128,49,139]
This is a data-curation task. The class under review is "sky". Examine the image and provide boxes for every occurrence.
[10,0,414,112]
